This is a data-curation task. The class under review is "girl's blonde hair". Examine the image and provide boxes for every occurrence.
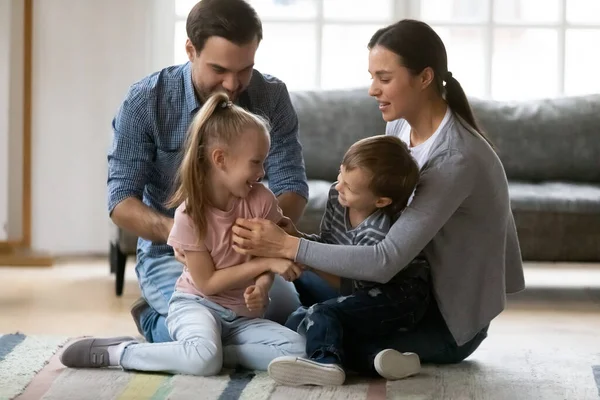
[167,91,270,239]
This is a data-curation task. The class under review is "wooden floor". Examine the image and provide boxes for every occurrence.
[1,258,599,338]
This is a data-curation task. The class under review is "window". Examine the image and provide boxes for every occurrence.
[422,0,600,100]
[173,0,600,100]
[174,0,394,91]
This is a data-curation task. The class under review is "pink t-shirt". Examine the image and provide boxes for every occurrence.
[167,184,283,318]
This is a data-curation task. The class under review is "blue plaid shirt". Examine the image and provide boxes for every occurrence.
[108,62,308,258]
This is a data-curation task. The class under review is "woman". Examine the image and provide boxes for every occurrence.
[231,19,526,376]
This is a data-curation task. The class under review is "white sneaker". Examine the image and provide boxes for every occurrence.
[268,356,346,386]
[374,349,421,380]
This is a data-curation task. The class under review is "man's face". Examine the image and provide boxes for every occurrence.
[186,36,258,102]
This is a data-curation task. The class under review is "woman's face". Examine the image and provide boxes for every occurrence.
[368,45,421,122]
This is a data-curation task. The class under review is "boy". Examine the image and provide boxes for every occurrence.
[268,135,431,386]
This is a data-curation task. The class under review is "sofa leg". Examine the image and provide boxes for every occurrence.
[110,243,127,296]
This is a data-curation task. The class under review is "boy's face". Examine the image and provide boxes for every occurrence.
[335,165,391,213]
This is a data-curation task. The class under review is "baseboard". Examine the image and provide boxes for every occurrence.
[0,241,22,252]
[0,246,54,267]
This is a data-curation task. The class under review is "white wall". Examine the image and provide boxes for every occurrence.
[30,0,168,254]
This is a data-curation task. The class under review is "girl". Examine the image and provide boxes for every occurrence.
[59,91,306,376]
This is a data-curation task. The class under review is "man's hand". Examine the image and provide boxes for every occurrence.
[174,247,187,266]
[163,218,174,242]
[276,192,306,225]
[111,198,174,243]
[244,285,270,312]
[277,216,301,237]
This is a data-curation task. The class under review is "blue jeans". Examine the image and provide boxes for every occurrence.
[135,253,302,343]
[292,270,489,374]
[287,274,430,367]
[120,292,306,375]
[292,270,340,305]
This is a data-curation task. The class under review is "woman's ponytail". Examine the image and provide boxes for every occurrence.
[444,74,495,150]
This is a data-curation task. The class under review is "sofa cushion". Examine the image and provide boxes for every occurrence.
[512,210,600,261]
[300,181,600,233]
[290,90,600,184]
[470,95,600,184]
[290,88,385,182]
[509,181,600,213]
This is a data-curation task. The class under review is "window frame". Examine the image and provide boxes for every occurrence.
[417,0,600,98]
[167,0,600,98]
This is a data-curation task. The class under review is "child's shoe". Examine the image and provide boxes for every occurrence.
[59,336,136,368]
[268,356,345,386]
[374,349,421,380]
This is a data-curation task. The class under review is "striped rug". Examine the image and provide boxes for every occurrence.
[0,334,385,400]
[1,332,599,399]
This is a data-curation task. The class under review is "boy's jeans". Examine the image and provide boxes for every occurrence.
[289,260,490,374]
[286,274,430,367]
[120,291,306,375]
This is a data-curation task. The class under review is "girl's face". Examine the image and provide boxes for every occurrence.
[219,127,270,199]
[368,45,422,122]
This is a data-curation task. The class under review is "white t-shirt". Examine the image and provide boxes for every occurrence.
[399,107,452,169]
[396,107,452,205]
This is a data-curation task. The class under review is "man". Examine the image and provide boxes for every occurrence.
[108,0,308,343]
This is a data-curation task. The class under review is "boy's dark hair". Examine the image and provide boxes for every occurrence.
[186,0,263,53]
[342,135,419,216]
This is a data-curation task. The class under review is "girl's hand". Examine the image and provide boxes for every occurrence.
[244,285,269,312]
[232,218,300,259]
[266,258,303,282]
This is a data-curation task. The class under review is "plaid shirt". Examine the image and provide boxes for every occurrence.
[107,62,308,258]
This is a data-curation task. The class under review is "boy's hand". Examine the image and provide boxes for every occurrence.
[244,285,269,312]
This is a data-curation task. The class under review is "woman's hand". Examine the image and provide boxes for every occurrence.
[232,218,300,259]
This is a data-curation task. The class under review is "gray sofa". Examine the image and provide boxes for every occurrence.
[110,88,600,295]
